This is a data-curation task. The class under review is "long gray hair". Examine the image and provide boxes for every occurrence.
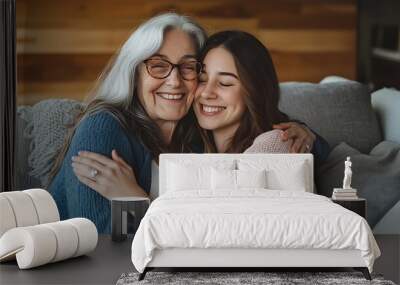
[48,13,207,184]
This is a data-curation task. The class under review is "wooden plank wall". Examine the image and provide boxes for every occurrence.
[16,0,357,105]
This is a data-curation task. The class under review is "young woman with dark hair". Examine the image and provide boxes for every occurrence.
[193,30,329,158]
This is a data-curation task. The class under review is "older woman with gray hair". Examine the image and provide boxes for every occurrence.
[48,13,207,233]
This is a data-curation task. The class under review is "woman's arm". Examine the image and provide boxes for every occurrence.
[50,112,147,233]
[310,131,331,167]
[273,122,315,153]
[273,121,330,165]
[245,130,292,153]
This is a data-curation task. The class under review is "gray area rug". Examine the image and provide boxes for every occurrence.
[117,271,396,285]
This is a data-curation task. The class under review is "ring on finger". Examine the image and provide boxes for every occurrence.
[305,144,311,151]
[90,168,98,178]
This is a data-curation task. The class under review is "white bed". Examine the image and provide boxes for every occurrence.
[131,154,380,280]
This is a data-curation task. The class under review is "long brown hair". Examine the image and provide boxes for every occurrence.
[198,30,289,153]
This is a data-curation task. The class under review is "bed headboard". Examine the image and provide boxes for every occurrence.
[159,153,314,196]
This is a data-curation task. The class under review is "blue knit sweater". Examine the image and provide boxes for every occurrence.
[48,112,153,233]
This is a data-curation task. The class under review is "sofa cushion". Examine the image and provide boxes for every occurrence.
[373,201,400,234]
[18,99,83,187]
[316,141,400,227]
[279,81,382,153]
[372,87,400,144]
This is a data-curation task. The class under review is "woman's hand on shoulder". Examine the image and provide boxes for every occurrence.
[273,122,316,153]
[71,150,147,199]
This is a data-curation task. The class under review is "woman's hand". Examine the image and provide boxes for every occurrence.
[273,122,316,153]
[71,150,147,199]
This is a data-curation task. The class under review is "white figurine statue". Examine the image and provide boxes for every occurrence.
[342,156,352,189]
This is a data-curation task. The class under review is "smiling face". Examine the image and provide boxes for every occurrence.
[194,47,247,137]
[136,28,198,124]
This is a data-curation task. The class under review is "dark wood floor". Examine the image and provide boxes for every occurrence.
[0,235,398,284]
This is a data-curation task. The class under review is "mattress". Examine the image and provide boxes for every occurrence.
[131,190,380,273]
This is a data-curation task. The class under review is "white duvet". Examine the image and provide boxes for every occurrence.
[131,190,380,273]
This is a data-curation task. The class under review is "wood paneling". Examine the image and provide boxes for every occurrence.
[258,30,355,52]
[17,54,112,82]
[17,18,259,54]
[16,0,357,105]
[17,82,93,106]
[17,27,354,54]
[271,51,356,82]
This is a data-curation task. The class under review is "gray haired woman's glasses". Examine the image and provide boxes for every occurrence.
[143,58,202,81]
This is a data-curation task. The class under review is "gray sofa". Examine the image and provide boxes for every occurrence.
[279,79,400,234]
[15,79,400,234]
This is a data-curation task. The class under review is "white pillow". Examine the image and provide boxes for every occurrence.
[211,168,236,190]
[166,162,211,191]
[238,159,310,192]
[237,169,267,189]
[166,159,236,192]
[211,168,267,190]
[268,161,308,191]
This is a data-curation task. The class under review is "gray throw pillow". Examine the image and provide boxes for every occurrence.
[316,141,400,227]
[279,81,382,153]
[23,99,83,187]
